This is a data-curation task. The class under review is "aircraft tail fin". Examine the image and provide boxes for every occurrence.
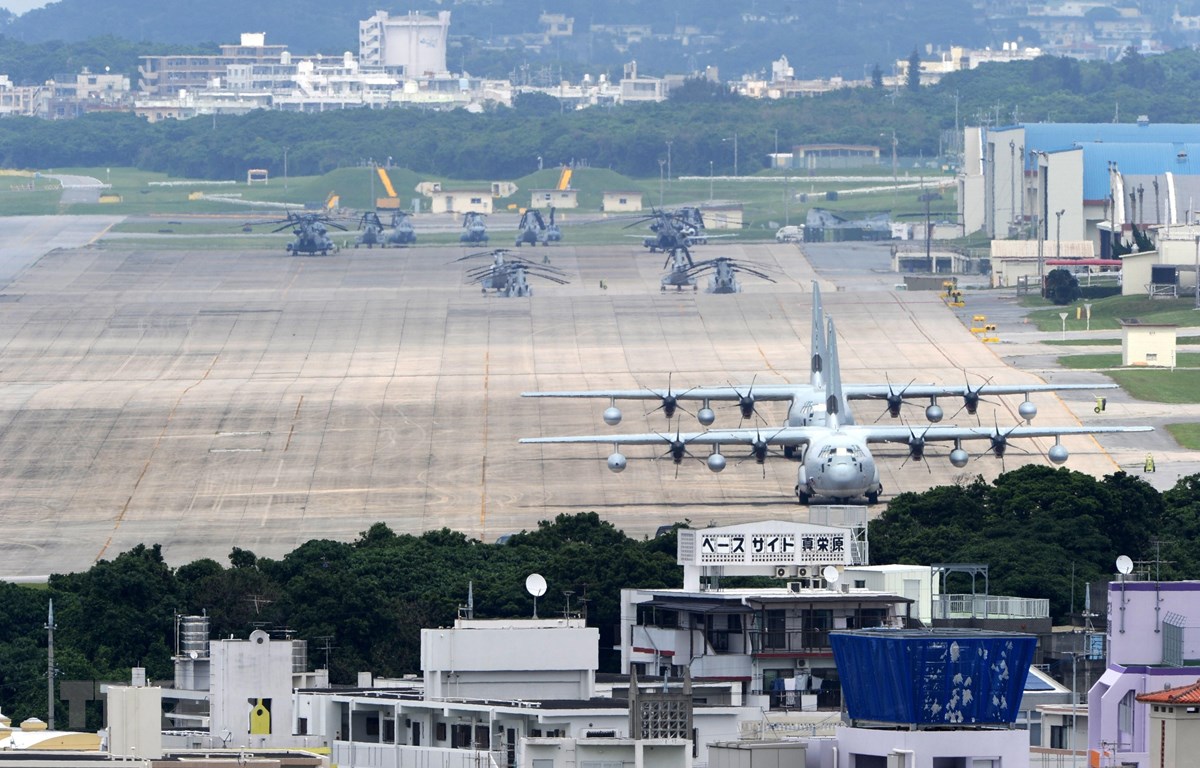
[825,316,847,429]
[810,282,825,390]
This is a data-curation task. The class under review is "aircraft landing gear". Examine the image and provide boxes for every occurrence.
[866,492,879,505]
[784,446,795,459]
[795,485,810,505]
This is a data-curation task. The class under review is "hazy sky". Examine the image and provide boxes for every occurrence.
[2,0,50,13]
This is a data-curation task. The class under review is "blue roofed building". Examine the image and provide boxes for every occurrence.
[959,121,1200,267]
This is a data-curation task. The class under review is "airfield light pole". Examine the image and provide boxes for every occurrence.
[1085,303,1092,331]
[1194,235,1200,309]
[1059,311,1068,341]
[666,140,673,182]
[723,134,738,177]
[659,160,665,207]
[283,146,289,192]
[709,161,714,201]
[1056,209,1066,260]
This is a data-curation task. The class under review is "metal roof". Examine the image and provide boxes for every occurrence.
[1076,143,1200,200]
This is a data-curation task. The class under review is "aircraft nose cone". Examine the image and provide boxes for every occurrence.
[828,461,855,485]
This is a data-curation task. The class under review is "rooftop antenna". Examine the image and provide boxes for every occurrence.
[563,590,574,619]
[315,635,335,671]
[525,573,547,619]
[822,565,841,591]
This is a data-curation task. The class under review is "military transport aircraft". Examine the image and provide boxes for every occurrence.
[524,283,1113,436]
[521,312,1150,505]
[520,284,1144,503]
[455,249,569,297]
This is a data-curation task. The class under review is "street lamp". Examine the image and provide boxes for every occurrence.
[1084,303,1092,331]
[709,160,714,202]
[723,133,738,177]
[666,140,673,182]
[1059,311,1068,341]
[1056,209,1066,260]
[658,159,665,207]
[283,146,289,192]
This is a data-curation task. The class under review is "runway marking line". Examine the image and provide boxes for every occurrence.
[94,356,217,563]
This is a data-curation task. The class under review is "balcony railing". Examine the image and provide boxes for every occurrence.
[748,628,832,654]
[934,594,1050,620]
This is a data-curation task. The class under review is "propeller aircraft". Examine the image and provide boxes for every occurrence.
[660,245,698,291]
[520,284,1147,504]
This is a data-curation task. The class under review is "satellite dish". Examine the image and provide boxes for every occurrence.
[525,573,547,597]
[822,565,840,584]
[1116,555,1133,575]
[188,650,199,660]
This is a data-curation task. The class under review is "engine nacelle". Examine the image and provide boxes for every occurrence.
[698,407,716,426]
[908,439,926,461]
[926,403,944,423]
[1048,443,1069,464]
[607,452,627,473]
[707,453,727,473]
[950,448,970,468]
[603,406,623,426]
[1018,400,1038,422]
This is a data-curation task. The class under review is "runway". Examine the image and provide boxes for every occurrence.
[0,218,1149,578]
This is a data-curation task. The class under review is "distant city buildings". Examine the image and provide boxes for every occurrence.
[0,1,1192,121]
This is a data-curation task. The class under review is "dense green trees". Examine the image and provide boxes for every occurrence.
[4,470,1200,729]
[1,512,681,728]
[5,48,1200,180]
[870,467,1182,620]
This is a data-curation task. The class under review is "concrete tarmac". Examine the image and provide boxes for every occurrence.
[0,221,1157,578]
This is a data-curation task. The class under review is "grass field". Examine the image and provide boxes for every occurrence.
[1026,295,1200,332]
[0,165,959,243]
[1166,423,1200,449]
[1100,369,1200,403]
[1057,352,1200,369]
[1043,336,1200,347]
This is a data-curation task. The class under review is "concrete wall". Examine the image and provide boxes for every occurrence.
[421,619,598,700]
[1122,326,1177,367]
[835,725,1028,767]
[107,685,163,759]
[210,630,298,749]
[1148,706,1200,768]
[431,191,492,214]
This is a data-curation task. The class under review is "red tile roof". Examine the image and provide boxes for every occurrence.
[1137,680,1200,704]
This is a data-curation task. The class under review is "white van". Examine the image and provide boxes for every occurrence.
[775,225,803,243]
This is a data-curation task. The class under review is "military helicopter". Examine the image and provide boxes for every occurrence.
[354,212,386,249]
[455,249,569,297]
[659,244,699,292]
[460,212,489,244]
[685,257,777,294]
[629,209,690,253]
[248,211,347,256]
[384,210,417,246]
[514,207,563,247]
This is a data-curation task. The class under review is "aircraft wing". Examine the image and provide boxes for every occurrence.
[844,383,1116,400]
[521,427,815,448]
[844,424,1153,444]
[522,385,806,403]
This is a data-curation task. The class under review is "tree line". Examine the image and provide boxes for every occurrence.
[1,47,1199,181]
[2,468,1198,729]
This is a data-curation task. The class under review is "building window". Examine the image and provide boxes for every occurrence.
[436,722,447,742]
[1049,724,1065,749]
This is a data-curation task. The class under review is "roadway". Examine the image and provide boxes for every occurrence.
[0,220,1159,578]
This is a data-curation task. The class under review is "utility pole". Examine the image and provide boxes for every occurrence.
[666,140,673,182]
[283,146,289,192]
[46,599,56,730]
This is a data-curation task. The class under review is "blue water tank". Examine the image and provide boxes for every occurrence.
[830,628,1037,727]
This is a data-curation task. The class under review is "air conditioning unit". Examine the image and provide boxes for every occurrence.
[787,581,804,593]
[774,566,790,578]
[796,567,808,577]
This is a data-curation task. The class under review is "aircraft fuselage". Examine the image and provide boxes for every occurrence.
[795,432,881,504]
